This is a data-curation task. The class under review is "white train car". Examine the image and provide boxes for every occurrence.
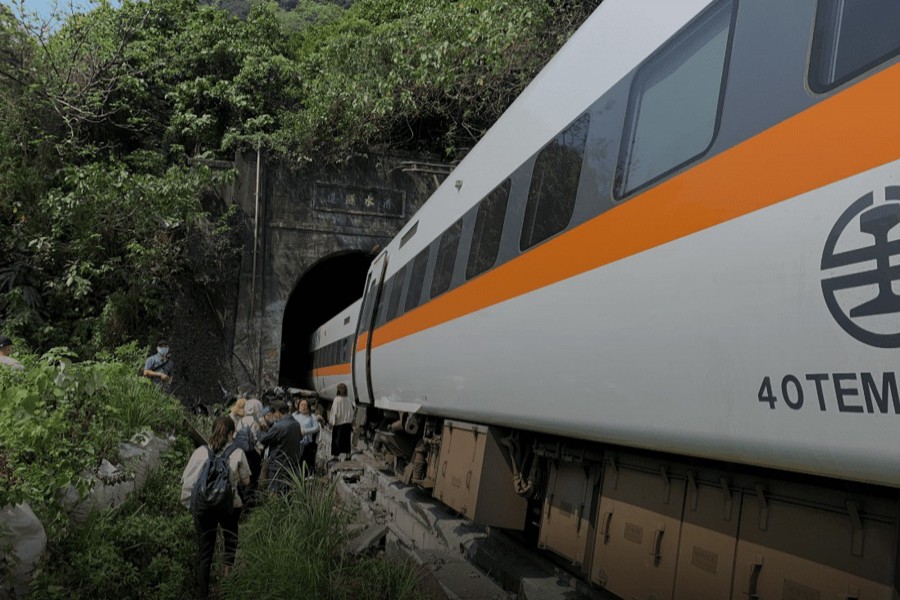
[309,299,359,402]
[312,0,900,597]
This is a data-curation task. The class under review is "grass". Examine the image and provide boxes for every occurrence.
[222,472,421,600]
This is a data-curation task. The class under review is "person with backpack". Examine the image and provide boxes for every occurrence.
[229,396,265,506]
[180,416,250,598]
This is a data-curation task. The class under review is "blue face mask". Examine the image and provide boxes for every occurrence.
[157,347,169,357]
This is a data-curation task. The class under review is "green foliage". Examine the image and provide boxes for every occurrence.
[222,473,421,600]
[276,0,344,32]
[1,161,224,352]
[278,0,594,160]
[0,0,595,356]
[28,442,196,600]
[0,346,183,535]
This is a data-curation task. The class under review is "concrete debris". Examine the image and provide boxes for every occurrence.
[345,524,389,556]
[97,459,123,482]
[410,549,509,600]
[324,425,610,600]
[0,503,47,600]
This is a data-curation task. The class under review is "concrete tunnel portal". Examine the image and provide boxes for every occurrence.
[279,251,375,388]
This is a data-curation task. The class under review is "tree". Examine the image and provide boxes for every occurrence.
[0,0,598,356]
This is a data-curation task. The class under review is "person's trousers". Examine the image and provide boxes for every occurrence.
[331,423,352,456]
[194,507,240,598]
[301,442,317,476]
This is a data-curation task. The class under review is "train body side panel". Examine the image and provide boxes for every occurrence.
[370,158,900,488]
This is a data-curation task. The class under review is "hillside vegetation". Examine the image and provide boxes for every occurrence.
[0,0,598,356]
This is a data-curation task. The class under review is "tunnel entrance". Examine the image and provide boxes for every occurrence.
[279,251,374,388]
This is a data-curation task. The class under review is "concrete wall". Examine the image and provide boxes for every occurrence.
[227,152,448,390]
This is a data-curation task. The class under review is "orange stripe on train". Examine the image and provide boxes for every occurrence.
[367,63,900,350]
[312,363,352,377]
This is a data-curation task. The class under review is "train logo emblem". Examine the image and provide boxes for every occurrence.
[821,186,900,347]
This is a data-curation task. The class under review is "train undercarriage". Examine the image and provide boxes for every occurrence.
[360,410,900,600]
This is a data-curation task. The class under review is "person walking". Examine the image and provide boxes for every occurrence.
[181,416,250,598]
[329,383,355,460]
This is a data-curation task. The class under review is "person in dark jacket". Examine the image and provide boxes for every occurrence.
[143,339,173,391]
[257,400,304,493]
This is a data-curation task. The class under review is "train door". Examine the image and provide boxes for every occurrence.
[352,252,388,405]
[314,332,324,395]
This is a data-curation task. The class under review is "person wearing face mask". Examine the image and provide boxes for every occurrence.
[143,339,174,391]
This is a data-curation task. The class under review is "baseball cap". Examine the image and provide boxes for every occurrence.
[0,336,12,349]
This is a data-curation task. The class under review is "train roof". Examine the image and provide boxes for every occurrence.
[310,298,361,351]
[379,0,713,278]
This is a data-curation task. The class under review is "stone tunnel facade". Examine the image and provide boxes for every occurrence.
[224,152,448,391]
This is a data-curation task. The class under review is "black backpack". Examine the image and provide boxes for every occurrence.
[233,424,256,454]
[190,444,236,516]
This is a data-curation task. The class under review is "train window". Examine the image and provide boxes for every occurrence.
[374,279,390,328]
[520,113,590,251]
[405,247,430,313]
[467,179,511,280]
[387,266,407,322]
[341,338,348,363]
[810,0,900,92]
[616,0,733,198]
[400,221,418,248]
[431,218,463,299]
[358,274,376,334]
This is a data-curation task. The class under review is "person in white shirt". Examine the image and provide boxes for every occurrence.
[329,383,355,460]
[181,416,250,598]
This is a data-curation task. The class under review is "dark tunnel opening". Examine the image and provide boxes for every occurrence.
[279,251,374,388]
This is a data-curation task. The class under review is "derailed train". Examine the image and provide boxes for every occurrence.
[309,0,900,597]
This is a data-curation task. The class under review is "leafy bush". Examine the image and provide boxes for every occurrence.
[28,439,196,600]
[0,346,183,535]
[1,162,226,353]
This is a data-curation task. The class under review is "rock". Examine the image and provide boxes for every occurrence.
[0,503,47,599]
